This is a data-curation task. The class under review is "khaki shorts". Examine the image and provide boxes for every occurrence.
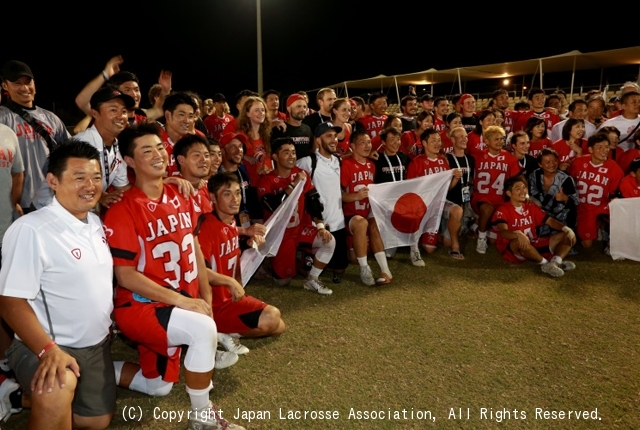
[7,337,116,417]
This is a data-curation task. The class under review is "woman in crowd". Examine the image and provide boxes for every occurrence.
[467,109,496,159]
[237,96,273,184]
[525,116,553,159]
[400,110,434,159]
[552,118,585,170]
[440,112,462,156]
[372,114,403,152]
[331,98,353,157]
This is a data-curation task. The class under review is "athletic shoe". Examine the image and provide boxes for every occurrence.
[410,250,425,267]
[360,265,375,286]
[0,377,20,422]
[559,261,576,271]
[541,261,564,278]
[218,333,249,355]
[189,401,246,430]
[604,245,611,257]
[303,278,333,295]
[214,350,238,369]
[476,237,488,254]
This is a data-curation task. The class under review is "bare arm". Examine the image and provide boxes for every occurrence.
[143,70,172,120]
[73,115,92,135]
[193,237,212,308]
[11,171,23,215]
[75,55,123,115]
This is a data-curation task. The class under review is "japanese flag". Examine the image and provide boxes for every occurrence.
[368,171,451,248]
[240,178,306,286]
[609,198,640,261]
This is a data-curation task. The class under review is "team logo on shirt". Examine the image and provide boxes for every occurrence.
[598,167,608,174]
[102,226,113,238]
[169,196,181,209]
[223,227,229,234]
[71,248,82,260]
[147,202,157,212]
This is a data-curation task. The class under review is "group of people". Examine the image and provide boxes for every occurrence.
[0,55,638,429]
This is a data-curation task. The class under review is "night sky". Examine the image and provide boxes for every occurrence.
[3,0,640,122]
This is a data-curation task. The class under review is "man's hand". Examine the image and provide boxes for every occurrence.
[452,168,463,180]
[292,171,307,187]
[176,296,212,317]
[555,187,568,203]
[272,120,287,132]
[164,177,197,197]
[515,231,530,250]
[104,55,123,79]
[257,164,273,176]
[158,70,172,94]
[248,234,265,249]
[99,190,124,208]
[317,228,333,244]
[15,203,24,217]
[31,346,80,395]
[228,279,245,302]
[356,186,369,201]
[368,151,380,160]
[240,223,266,237]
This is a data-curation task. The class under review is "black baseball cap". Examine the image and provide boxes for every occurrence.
[314,122,342,138]
[90,87,136,110]
[212,93,226,103]
[0,60,34,82]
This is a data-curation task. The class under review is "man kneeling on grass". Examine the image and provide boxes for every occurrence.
[492,176,577,277]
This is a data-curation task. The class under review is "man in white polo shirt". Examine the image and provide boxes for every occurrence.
[0,140,115,429]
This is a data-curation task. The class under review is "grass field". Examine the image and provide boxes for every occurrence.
[5,241,640,429]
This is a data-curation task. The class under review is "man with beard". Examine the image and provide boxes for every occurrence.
[302,88,336,133]
[399,95,418,132]
[271,94,314,158]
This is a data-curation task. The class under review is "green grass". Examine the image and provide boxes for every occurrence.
[6,242,640,429]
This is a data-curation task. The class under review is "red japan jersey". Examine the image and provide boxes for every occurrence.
[357,114,388,138]
[337,125,351,157]
[197,213,240,305]
[502,110,521,134]
[552,139,581,165]
[619,174,640,198]
[195,186,213,214]
[473,150,521,206]
[440,134,454,156]
[433,117,447,133]
[160,127,181,177]
[400,130,423,159]
[407,155,450,179]
[466,132,486,160]
[529,138,552,159]
[105,184,203,304]
[568,155,624,208]
[257,167,313,237]
[513,110,560,133]
[239,133,273,186]
[340,157,375,218]
[492,202,549,253]
[204,113,234,141]
[617,148,640,174]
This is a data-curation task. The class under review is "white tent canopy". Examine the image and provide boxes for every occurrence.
[312,47,640,102]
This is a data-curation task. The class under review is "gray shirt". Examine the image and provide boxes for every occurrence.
[0,124,24,244]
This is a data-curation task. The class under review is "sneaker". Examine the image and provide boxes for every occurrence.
[218,333,249,355]
[476,237,488,254]
[189,401,245,430]
[360,265,375,286]
[541,261,564,278]
[604,245,611,257]
[0,378,19,422]
[303,278,333,295]
[410,250,425,267]
[559,261,576,271]
[214,350,238,369]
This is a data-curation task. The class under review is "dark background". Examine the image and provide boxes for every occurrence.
[2,1,639,124]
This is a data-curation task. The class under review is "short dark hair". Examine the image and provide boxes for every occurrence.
[527,88,545,100]
[568,98,587,112]
[504,175,527,199]
[47,139,100,179]
[235,89,258,106]
[379,127,400,141]
[118,121,162,158]
[629,158,640,173]
[262,89,280,99]
[561,118,585,141]
[207,171,240,195]
[400,95,417,107]
[620,91,640,105]
[510,130,528,146]
[492,89,508,99]
[351,96,365,109]
[433,97,447,107]
[163,92,198,114]
[537,148,559,164]
[271,137,295,155]
[350,129,369,145]
[420,128,439,142]
[173,134,209,171]
[368,92,386,105]
[108,71,139,87]
[445,112,461,124]
[587,132,609,148]
[514,101,530,111]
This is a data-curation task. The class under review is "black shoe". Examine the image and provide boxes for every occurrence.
[332,274,341,284]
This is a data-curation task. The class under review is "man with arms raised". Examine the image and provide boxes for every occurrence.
[493,176,577,277]
[258,139,336,294]
[0,140,115,429]
[103,123,244,429]
[341,130,393,285]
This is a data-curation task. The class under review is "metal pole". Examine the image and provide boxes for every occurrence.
[539,59,543,89]
[257,0,263,94]
[569,56,576,103]
[394,76,400,105]
[457,69,462,94]
[344,82,349,98]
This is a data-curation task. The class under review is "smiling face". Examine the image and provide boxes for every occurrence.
[539,153,558,175]
[506,180,528,204]
[383,132,401,155]
[47,157,102,219]
[2,76,36,107]
[272,143,297,170]
[125,134,168,180]
[117,80,141,109]
[530,93,546,110]
[224,139,244,166]
[178,143,210,181]
[423,132,442,158]
[318,131,338,156]
[209,144,222,175]
[166,104,195,136]
[333,101,351,123]
[247,101,266,125]
[589,140,610,165]
[211,181,242,219]
[288,99,307,121]
[92,99,128,137]
[350,133,372,161]
[512,135,530,158]
[371,97,388,116]
[569,122,585,141]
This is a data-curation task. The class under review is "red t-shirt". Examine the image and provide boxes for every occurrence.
[567,155,624,209]
[492,201,549,253]
[619,174,640,198]
[472,150,521,206]
[340,157,376,218]
[466,132,486,160]
[204,113,234,141]
[400,130,423,159]
[406,155,450,179]
[357,114,388,139]
[529,138,553,159]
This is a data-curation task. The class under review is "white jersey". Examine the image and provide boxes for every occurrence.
[296,150,345,232]
[75,125,128,190]
[0,105,70,208]
[600,115,640,151]
[0,198,113,348]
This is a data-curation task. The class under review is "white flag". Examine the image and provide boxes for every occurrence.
[240,178,306,285]
[368,171,451,249]
[610,198,640,261]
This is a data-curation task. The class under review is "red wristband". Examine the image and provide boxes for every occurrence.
[37,341,57,360]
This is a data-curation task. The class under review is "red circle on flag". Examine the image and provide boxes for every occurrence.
[391,193,427,233]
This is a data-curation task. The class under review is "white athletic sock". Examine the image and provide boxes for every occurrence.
[308,266,322,279]
[357,256,368,267]
[539,258,549,265]
[478,231,487,239]
[551,255,563,265]
[113,361,124,385]
[374,252,391,277]
[186,382,213,410]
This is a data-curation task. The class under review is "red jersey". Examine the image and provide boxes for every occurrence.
[204,113,234,141]
[513,110,560,133]
[440,134,454,156]
[529,138,552,159]
[336,125,351,157]
[407,155,450,179]
[105,184,203,305]
[433,117,446,133]
[400,130,423,159]
[195,186,213,214]
[340,157,375,218]
[257,166,313,237]
[357,114,388,139]
[239,133,273,186]
[552,139,582,166]
[619,174,640,198]
[466,132,486,160]
[492,201,549,253]
[502,110,520,134]
[472,150,521,206]
[160,127,181,177]
[197,213,240,305]
[567,155,624,209]
[615,147,640,174]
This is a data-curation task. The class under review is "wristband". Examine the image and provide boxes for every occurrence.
[101,70,109,81]
[38,341,57,360]
[287,183,295,190]
[316,222,325,231]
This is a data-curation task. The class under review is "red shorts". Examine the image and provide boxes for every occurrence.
[471,194,502,215]
[420,232,438,248]
[213,295,267,334]
[114,303,181,382]
[501,236,552,264]
[576,205,609,242]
